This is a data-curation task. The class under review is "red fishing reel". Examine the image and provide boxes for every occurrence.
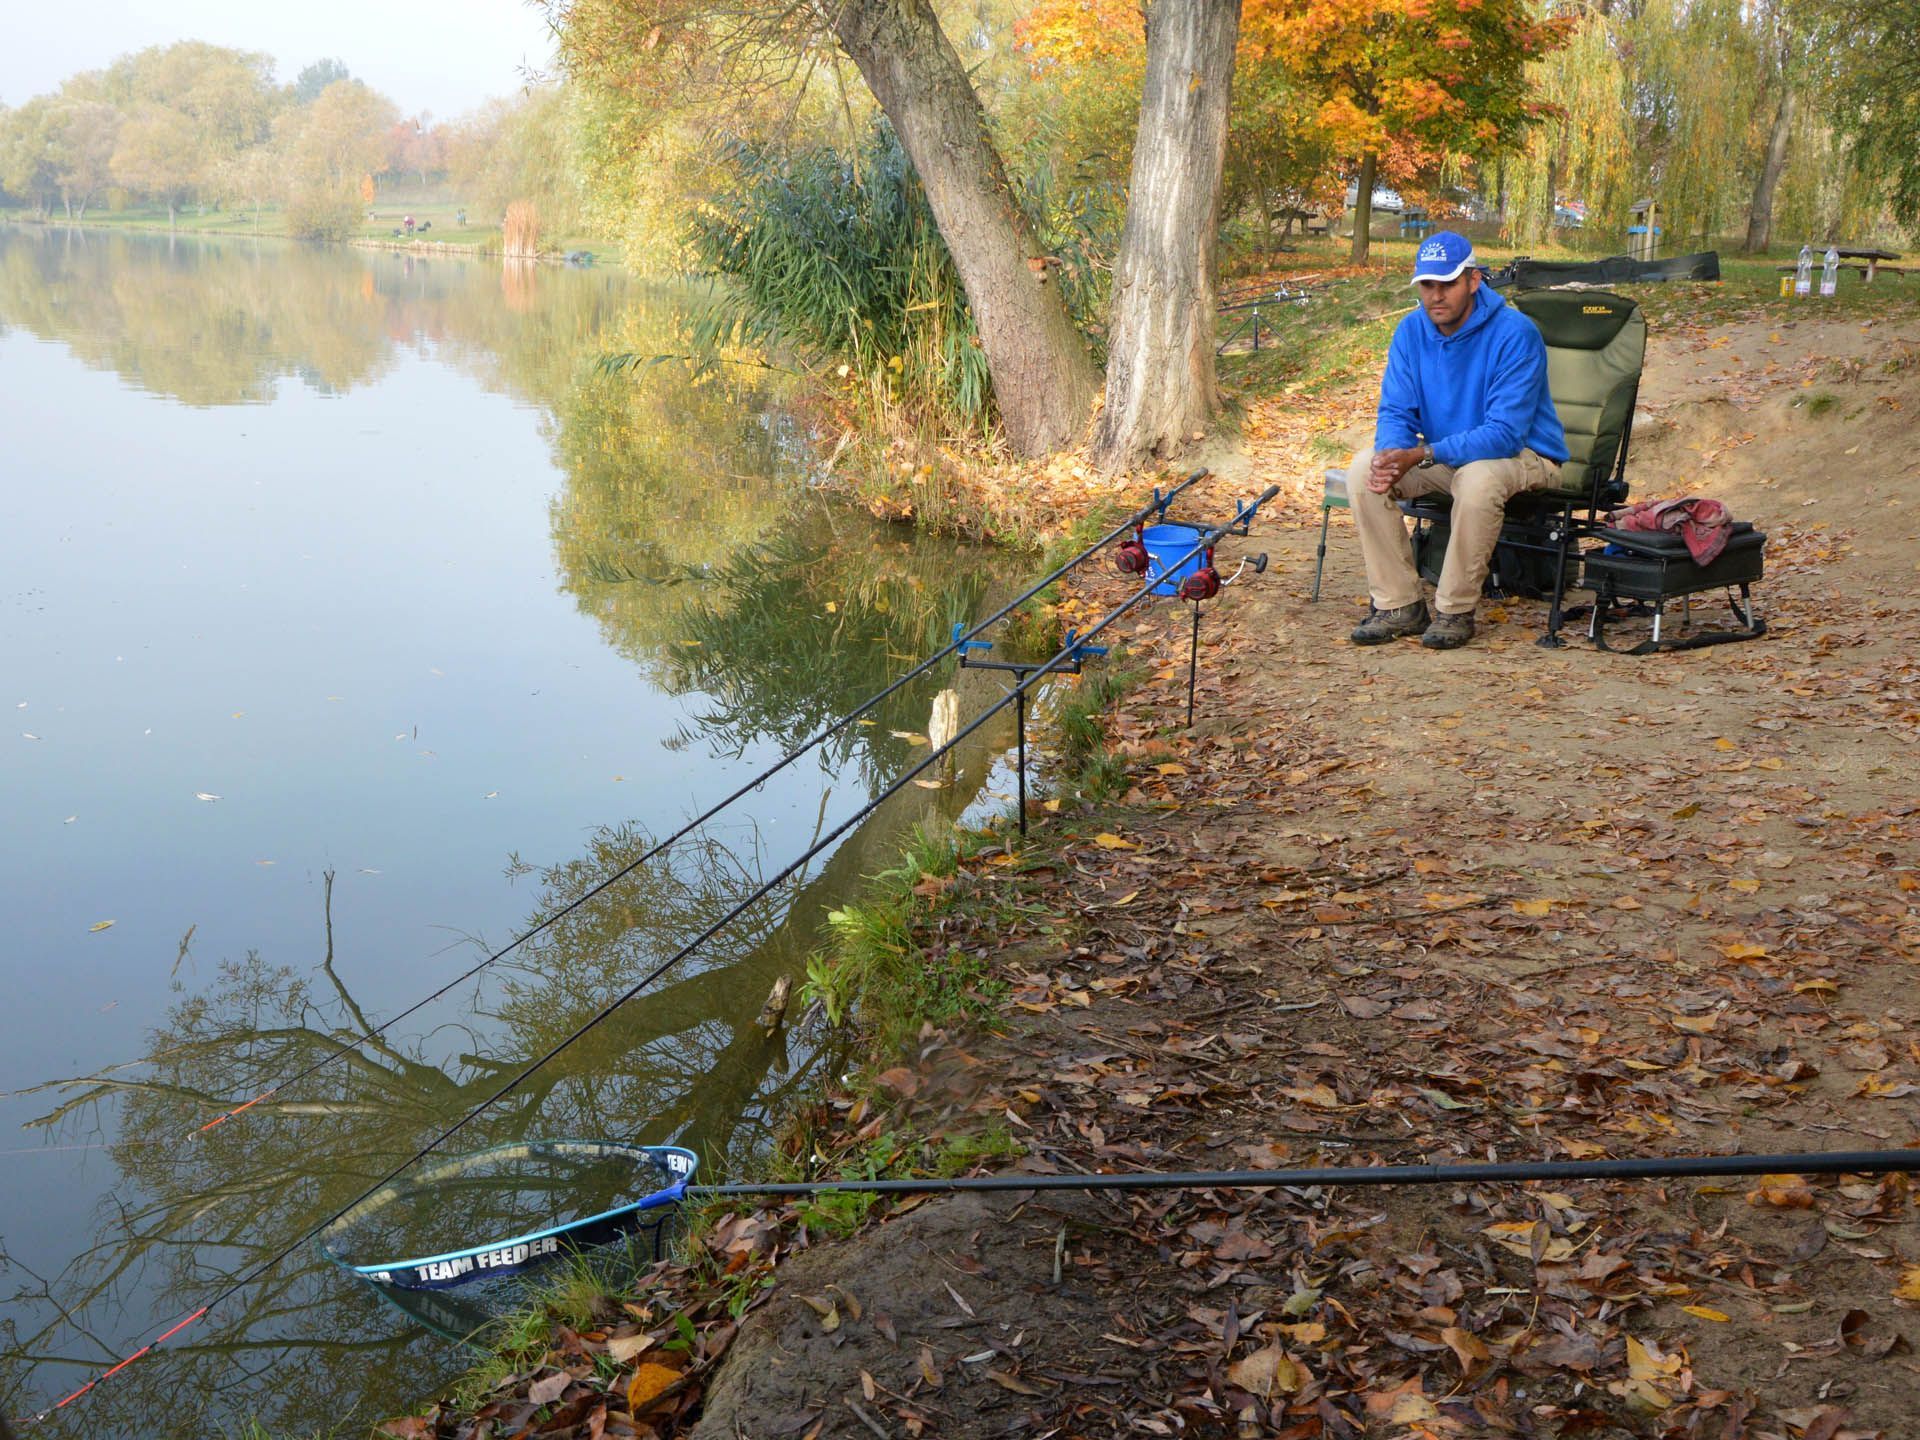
[1177,546,1221,601]
[1114,530,1150,575]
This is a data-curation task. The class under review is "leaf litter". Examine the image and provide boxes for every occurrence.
[409,308,1920,1438]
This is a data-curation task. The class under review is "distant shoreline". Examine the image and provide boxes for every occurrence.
[0,211,615,267]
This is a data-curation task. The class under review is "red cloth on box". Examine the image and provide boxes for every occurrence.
[1609,496,1732,566]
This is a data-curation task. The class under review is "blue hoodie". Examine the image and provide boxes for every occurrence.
[1374,283,1568,468]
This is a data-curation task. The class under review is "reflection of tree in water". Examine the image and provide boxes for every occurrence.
[544,344,1015,799]
[0,824,831,1439]
[664,512,1004,797]
[0,226,632,410]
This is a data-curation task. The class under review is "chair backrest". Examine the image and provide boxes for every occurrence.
[1512,289,1646,503]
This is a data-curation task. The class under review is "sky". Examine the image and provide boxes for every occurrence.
[1,0,558,121]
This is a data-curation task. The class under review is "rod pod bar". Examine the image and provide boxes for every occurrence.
[695,1148,1920,1199]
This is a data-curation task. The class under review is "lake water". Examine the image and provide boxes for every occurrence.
[0,226,1019,1437]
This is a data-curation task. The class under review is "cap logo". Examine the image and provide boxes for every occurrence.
[1419,240,1449,262]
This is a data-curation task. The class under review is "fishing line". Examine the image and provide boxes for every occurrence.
[21,487,1267,1425]
[187,470,1214,1142]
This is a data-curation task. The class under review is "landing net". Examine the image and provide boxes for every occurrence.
[316,1140,695,1339]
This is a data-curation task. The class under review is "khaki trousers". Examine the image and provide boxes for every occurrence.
[1345,446,1559,616]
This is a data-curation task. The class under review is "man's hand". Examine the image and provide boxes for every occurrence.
[1367,446,1427,494]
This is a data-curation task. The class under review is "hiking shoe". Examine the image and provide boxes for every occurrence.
[1421,609,1476,649]
[1349,601,1431,645]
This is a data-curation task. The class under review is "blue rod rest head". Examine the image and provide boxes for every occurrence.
[1063,628,1108,661]
[952,621,992,654]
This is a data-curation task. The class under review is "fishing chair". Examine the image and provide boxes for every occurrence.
[1402,288,1647,647]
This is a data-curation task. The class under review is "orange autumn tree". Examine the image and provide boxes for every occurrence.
[1243,0,1572,264]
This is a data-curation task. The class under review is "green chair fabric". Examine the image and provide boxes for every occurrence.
[1512,289,1647,504]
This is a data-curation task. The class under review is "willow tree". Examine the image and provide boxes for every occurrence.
[1622,0,1764,247]
[1805,0,1920,225]
[1503,3,1634,248]
[1741,0,1800,252]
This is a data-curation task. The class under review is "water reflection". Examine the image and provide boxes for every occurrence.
[0,226,1018,1437]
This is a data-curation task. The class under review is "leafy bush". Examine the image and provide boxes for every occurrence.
[283,182,361,241]
[685,122,991,433]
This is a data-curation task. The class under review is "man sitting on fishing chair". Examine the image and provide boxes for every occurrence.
[1345,232,1568,650]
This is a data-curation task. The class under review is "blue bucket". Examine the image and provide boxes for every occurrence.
[1140,524,1205,596]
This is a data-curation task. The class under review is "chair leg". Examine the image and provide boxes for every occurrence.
[1312,505,1331,602]
[1536,504,1576,649]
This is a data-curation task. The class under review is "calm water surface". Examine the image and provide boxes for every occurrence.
[0,226,1019,1436]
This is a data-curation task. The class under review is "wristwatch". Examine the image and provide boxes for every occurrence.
[1416,443,1436,469]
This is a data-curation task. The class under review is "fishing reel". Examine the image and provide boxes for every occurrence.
[1177,550,1267,602]
[1114,529,1150,575]
[1177,558,1221,602]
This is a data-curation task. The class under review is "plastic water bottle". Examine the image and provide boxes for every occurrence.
[1821,245,1840,297]
[1795,243,1813,297]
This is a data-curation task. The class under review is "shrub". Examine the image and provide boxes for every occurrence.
[283,182,361,241]
[685,122,992,434]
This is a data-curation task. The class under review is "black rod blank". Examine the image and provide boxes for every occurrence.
[695,1148,1920,1199]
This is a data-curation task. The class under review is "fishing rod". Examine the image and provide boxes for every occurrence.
[185,469,1216,1142]
[20,485,1281,1427]
[696,1148,1920,1199]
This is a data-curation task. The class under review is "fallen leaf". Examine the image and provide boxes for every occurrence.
[984,1369,1050,1396]
[1093,833,1139,850]
[1225,1343,1300,1399]
[1513,898,1553,917]
[605,1333,654,1364]
[798,1294,840,1332]
[1441,1326,1490,1374]
[1681,1306,1730,1323]
[1748,1174,1816,1209]
[627,1361,680,1412]
[528,1370,571,1407]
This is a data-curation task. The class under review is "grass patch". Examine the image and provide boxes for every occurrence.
[1805,391,1840,416]
[1218,269,1410,401]
[1050,662,1141,807]
[799,821,1001,1055]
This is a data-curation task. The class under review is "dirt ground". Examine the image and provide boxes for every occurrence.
[418,299,1920,1440]
[680,300,1920,1440]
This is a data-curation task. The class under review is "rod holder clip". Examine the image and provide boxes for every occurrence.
[1063,628,1108,665]
[951,621,994,661]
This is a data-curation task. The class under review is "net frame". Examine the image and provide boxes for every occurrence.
[318,1140,697,1294]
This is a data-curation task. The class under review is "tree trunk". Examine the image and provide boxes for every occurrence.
[831,0,1098,458]
[1091,0,1242,471]
[1349,151,1377,265]
[1744,85,1795,254]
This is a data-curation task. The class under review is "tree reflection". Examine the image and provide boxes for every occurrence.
[0,216,1023,1438]
[0,225,637,410]
[4,671,1010,1436]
